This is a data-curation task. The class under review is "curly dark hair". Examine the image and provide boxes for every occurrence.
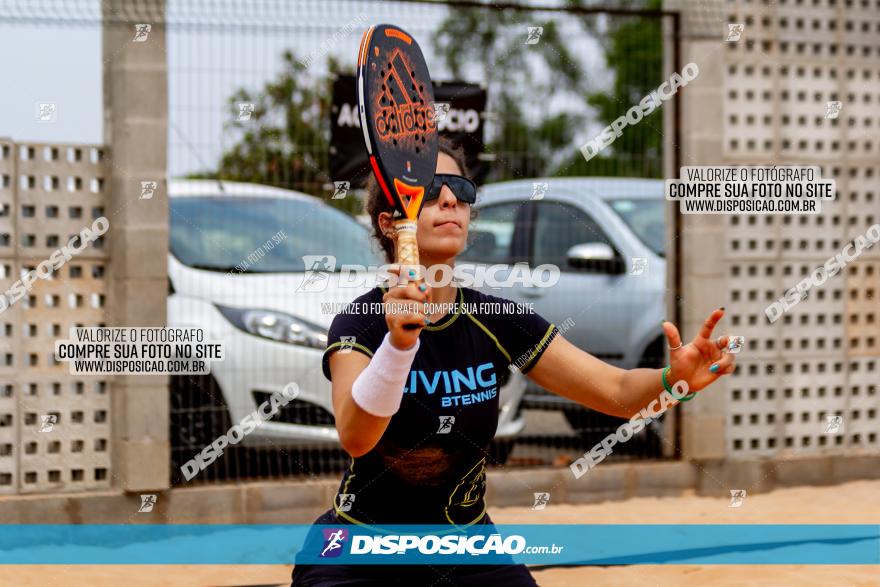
[364,137,478,263]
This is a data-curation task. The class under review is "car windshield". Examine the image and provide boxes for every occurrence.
[606,197,665,257]
[170,195,380,272]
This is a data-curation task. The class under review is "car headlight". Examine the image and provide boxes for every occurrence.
[216,305,328,349]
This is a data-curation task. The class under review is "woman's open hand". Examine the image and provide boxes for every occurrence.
[662,308,737,395]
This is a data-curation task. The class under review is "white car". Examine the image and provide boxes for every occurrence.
[167,179,525,470]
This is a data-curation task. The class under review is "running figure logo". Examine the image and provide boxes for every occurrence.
[338,336,356,354]
[138,494,157,513]
[133,24,151,42]
[437,416,455,434]
[297,255,336,293]
[532,492,550,510]
[337,493,355,512]
[725,23,744,42]
[530,182,548,201]
[332,181,350,199]
[726,335,745,354]
[525,27,543,45]
[237,103,255,121]
[140,181,158,200]
[825,101,842,119]
[728,489,746,508]
[630,257,648,276]
[824,415,844,434]
[320,528,349,558]
[39,414,57,432]
[36,103,57,122]
[431,102,451,123]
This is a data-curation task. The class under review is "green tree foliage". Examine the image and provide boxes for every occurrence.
[187,51,361,215]
[434,12,586,182]
[435,0,663,180]
[556,0,664,177]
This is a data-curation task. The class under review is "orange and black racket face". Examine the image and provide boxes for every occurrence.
[357,24,439,220]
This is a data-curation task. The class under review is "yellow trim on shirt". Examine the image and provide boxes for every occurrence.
[464,312,512,362]
[519,323,557,371]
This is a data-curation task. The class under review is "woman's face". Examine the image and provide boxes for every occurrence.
[413,152,470,263]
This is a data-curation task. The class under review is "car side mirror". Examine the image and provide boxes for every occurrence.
[566,242,625,274]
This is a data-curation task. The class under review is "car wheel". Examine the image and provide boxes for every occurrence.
[488,438,514,466]
[638,336,666,369]
[563,407,664,459]
[169,373,235,484]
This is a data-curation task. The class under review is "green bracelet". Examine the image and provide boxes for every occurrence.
[661,365,674,393]
[662,364,696,402]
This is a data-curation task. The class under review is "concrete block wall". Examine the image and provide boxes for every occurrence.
[0,140,112,494]
[667,0,880,465]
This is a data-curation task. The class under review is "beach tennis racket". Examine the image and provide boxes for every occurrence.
[357,24,439,311]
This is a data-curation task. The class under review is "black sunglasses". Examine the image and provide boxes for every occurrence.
[424,174,477,204]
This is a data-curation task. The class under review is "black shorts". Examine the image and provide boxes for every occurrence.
[290,508,539,587]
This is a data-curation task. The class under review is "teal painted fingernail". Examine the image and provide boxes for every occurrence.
[419,283,427,292]
[424,318,431,325]
[408,269,416,278]
[710,364,719,373]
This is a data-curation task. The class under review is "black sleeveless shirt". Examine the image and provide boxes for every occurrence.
[322,286,558,526]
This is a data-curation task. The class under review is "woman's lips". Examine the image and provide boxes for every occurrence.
[435,221,461,230]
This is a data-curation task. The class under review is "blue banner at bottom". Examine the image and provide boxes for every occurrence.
[0,525,877,565]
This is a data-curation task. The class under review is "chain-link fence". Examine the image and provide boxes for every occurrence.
[163,0,678,485]
[0,0,679,489]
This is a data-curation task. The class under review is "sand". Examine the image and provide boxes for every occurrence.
[3,479,878,586]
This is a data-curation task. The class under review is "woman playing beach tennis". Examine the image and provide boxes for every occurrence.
[290,140,737,586]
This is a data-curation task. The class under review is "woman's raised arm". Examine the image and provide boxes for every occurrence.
[328,351,391,458]
[526,308,736,418]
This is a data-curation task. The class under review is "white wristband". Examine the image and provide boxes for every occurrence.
[350,332,420,417]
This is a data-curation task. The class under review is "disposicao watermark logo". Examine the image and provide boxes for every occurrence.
[342,533,564,556]
[570,376,698,479]
[298,256,560,291]
[0,217,109,315]
[180,383,300,481]
[765,223,880,323]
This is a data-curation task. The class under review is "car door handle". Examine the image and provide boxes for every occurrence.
[519,288,544,299]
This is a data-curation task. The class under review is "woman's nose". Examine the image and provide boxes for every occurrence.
[438,185,457,207]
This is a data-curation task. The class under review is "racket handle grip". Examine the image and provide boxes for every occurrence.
[394,219,423,331]
[393,218,420,278]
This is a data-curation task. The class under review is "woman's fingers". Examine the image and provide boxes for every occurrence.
[698,308,725,341]
[385,263,432,300]
[383,285,429,325]
[383,282,426,303]
[709,353,735,374]
[661,320,682,350]
[386,263,421,286]
[715,363,737,376]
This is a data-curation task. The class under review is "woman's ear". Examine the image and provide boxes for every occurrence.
[377,211,395,239]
